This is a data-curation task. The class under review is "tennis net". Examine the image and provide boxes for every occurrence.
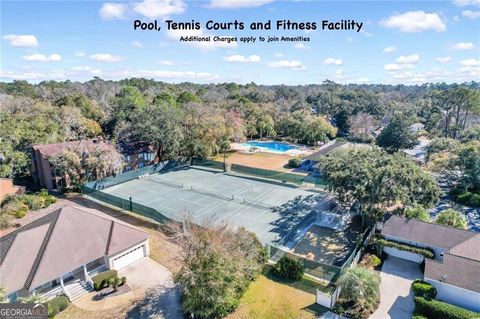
[148,177,184,189]
[241,198,271,210]
[189,186,234,201]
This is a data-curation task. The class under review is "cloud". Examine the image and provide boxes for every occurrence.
[74,52,86,57]
[380,11,446,32]
[99,3,127,20]
[396,54,420,64]
[223,54,261,63]
[71,66,103,76]
[273,52,284,58]
[294,43,310,49]
[436,56,451,63]
[268,60,306,71]
[2,34,38,47]
[460,59,480,77]
[90,53,122,62]
[451,42,475,50]
[132,41,143,48]
[383,46,397,53]
[113,69,219,81]
[354,77,370,83]
[462,10,480,19]
[453,0,480,6]
[323,58,343,65]
[166,28,237,50]
[208,0,274,9]
[22,53,62,62]
[157,60,175,65]
[334,69,344,79]
[133,0,186,18]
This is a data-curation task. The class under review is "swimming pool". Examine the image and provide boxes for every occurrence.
[242,141,299,153]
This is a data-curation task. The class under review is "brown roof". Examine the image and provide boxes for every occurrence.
[0,206,149,294]
[32,139,115,159]
[381,215,477,250]
[449,234,480,261]
[425,254,480,293]
[303,142,347,161]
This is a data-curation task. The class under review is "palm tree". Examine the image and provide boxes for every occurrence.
[0,287,7,303]
[337,266,381,310]
[17,293,44,304]
[435,209,468,229]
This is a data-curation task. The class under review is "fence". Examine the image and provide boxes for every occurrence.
[192,158,327,188]
[81,184,175,225]
[84,160,185,189]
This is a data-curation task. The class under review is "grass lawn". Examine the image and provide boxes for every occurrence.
[227,267,329,319]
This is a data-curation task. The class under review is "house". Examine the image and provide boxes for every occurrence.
[0,178,25,201]
[410,122,425,133]
[0,206,150,302]
[302,141,348,172]
[31,139,117,189]
[117,139,156,172]
[381,215,480,311]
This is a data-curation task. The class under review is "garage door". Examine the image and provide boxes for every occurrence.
[112,245,145,269]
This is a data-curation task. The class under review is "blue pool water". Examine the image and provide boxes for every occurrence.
[243,141,299,153]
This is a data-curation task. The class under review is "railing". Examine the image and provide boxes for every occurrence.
[192,158,327,188]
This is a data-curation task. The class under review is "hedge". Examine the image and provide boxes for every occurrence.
[92,269,118,291]
[376,238,435,259]
[412,316,427,319]
[411,280,437,298]
[288,157,302,168]
[47,295,69,318]
[274,256,304,280]
[414,297,480,319]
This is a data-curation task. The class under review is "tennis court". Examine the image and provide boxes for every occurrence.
[102,165,325,244]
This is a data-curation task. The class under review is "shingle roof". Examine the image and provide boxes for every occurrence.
[32,139,115,158]
[303,142,347,161]
[425,254,480,293]
[381,215,477,250]
[0,206,149,294]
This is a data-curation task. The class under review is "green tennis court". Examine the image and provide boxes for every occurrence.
[102,165,325,244]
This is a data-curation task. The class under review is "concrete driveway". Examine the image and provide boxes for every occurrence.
[119,257,183,319]
[370,256,423,319]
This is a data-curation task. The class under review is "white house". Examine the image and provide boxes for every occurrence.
[381,215,480,312]
[0,206,150,302]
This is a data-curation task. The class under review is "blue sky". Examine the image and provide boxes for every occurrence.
[1,0,479,85]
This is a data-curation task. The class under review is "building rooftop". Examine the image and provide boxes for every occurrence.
[381,215,477,250]
[0,206,149,294]
[32,139,115,158]
[425,254,480,293]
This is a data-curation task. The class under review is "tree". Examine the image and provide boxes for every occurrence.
[173,220,267,318]
[129,103,185,162]
[0,287,6,303]
[320,147,441,224]
[49,144,123,188]
[376,112,418,153]
[17,293,44,304]
[336,267,381,317]
[404,207,431,222]
[435,209,468,229]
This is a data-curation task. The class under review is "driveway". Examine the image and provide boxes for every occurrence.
[370,256,423,319]
[120,257,183,319]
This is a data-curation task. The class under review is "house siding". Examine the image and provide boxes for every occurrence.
[425,278,480,312]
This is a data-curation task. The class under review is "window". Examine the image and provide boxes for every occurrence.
[138,162,145,168]
[124,155,131,161]
[138,153,144,159]
[144,153,152,161]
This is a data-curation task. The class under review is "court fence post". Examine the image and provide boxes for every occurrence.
[129,196,133,212]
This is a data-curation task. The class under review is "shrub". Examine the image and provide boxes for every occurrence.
[435,209,468,230]
[411,280,437,298]
[454,190,480,207]
[92,270,118,291]
[288,157,302,168]
[47,295,69,318]
[2,201,29,218]
[39,189,57,206]
[0,213,13,229]
[48,303,59,318]
[366,255,381,268]
[120,276,127,286]
[19,194,45,210]
[274,256,304,280]
[412,316,427,319]
[414,297,480,319]
[376,238,434,259]
[405,207,432,222]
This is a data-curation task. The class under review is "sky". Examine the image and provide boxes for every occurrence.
[1,0,479,85]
